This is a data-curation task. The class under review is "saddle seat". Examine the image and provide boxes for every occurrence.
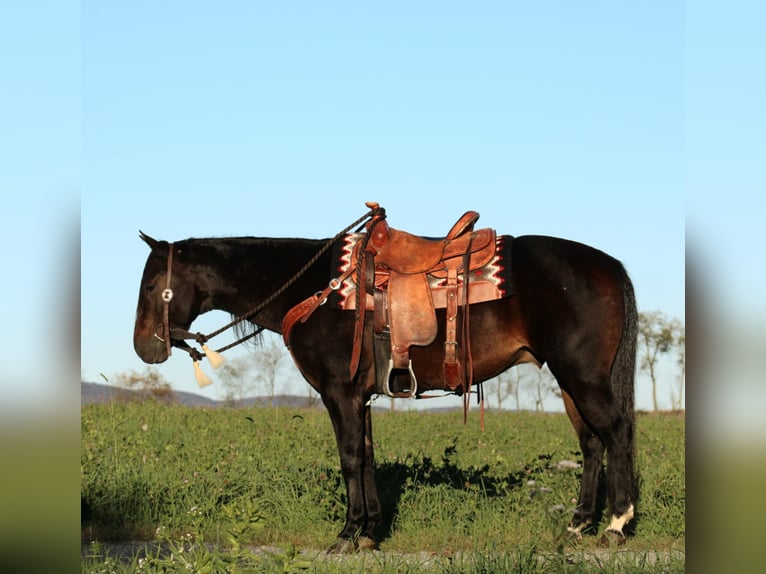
[367,211,496,275]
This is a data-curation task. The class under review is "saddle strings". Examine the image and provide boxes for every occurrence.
[460,233,479,426]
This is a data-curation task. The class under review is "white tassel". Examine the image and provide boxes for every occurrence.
[202,344,225,369]
[193,361,213,388]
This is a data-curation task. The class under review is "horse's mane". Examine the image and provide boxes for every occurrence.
[183,235,329,348]
[232,317,266,347]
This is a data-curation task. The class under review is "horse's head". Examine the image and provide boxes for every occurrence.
[133,232,205,363]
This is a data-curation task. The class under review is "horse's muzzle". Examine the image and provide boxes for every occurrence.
[133,334,170,364]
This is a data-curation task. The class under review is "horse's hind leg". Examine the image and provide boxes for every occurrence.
[561,389,605,536]
[563,381,636,539]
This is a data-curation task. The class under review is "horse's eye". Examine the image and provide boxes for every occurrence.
[145,284,156,293]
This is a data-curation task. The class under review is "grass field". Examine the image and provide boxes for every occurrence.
[81,402,685,572]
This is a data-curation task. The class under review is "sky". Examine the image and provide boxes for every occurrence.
[2,1,763,421]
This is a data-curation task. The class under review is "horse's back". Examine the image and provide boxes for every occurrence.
[511,234,629,295]
[512,234,626,272]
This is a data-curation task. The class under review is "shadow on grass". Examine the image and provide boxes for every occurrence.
[81,479,158,542]
[373,439,575,543]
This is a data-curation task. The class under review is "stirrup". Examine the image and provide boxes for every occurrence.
[384,359,418,399]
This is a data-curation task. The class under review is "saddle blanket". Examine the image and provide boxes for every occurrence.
[328,233,514,311]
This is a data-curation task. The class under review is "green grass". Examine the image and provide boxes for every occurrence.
[81,403,684,572]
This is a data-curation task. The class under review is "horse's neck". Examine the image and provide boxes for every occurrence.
[201,238,329,333]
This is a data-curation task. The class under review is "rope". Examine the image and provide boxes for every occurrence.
[191,205,384,348]
[212,326,265,353]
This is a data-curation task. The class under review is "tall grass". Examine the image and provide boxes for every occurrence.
[81,403,684,572]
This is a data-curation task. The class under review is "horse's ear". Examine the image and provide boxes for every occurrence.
[139,230,160,251]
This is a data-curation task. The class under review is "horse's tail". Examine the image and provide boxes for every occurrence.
[612,264,639,503]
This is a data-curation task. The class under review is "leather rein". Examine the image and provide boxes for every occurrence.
[155,206,385,365]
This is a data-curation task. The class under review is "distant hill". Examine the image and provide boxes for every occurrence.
[80,381,468,413]
[81,381,322,409]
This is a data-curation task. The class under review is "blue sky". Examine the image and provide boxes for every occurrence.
[11,1,762,417]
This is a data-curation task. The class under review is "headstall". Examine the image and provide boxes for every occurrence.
[154,242,175,358]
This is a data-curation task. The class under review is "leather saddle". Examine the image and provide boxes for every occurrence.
[354,204,500,398]
[281,203,506,401]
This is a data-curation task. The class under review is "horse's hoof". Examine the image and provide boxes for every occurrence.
[598,529,627,547]
[326,538,357,554]
[357,536,379,551]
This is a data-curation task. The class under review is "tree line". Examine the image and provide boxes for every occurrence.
[111,310,684,412]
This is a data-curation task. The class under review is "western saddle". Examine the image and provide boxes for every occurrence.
[282,202,504,399]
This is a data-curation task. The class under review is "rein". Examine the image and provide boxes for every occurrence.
[164,205,385,367]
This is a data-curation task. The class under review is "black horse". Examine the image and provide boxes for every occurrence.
[133,207,638,552]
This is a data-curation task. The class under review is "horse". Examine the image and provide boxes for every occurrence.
[133,205,638,553]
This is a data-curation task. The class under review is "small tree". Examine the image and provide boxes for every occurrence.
[525,364,558,412]
[216,335,289,407]
[671,328,686,411]
[304,384,322,409]
[494,368,523,411]
[254,337,286,407]
[113,367,172,402]
[638,311,684,411]
[217,356,258,406]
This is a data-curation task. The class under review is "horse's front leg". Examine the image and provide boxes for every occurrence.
[359,402,381,550]
[322,387,373,553]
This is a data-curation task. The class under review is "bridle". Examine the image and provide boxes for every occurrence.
[153,242,175,358]
[152,204,385,366]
